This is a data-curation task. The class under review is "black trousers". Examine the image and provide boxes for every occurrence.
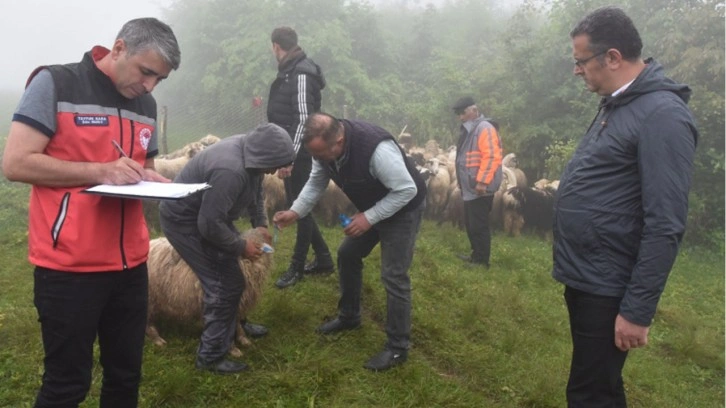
[160,219,245,365]
[285,146,331,266]
[33,265,148,408]
[564,286,628,408]
[463,195,494,264]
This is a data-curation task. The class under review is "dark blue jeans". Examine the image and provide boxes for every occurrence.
[33,265,148,408]
[336,203,423,352]
[564,286,628,408]
[285,147,331,266]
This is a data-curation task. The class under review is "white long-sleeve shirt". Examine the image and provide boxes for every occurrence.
[290,140,417,225]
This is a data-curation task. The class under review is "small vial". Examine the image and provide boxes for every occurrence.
[339,214,352,228]
[261,243,275,253]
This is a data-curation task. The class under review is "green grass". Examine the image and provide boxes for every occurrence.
[0,200,723,407]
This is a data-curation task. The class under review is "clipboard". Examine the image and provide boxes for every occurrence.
[82,181,211,200]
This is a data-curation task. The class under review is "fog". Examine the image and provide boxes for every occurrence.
[1,0,170,91]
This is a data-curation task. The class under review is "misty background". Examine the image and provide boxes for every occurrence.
[1,0,723,246]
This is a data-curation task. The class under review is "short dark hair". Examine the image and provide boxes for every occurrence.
[570,6,642,61]
[117,18,181,70]
[303,112,340,147]
[271,27,298,51]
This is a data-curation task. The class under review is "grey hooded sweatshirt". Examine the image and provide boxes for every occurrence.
[552,59,698,327]
[160,123,294,256]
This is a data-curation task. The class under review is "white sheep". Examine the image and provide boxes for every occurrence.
[146,230,273,357]
[423,157,451,220]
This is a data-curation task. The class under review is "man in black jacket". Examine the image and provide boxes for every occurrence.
[553,7,697,406]
[267,26,334,289]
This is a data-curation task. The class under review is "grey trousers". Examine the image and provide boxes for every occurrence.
[160,218,244,364]
[336,203,424,352]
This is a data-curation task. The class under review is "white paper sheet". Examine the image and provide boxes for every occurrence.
[82,181,211,200]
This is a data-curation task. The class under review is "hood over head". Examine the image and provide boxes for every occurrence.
[243,123,295,170]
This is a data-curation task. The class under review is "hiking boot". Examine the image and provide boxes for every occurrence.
[275,263,304,289]
[363,349,408,371]
[303,256,335,275]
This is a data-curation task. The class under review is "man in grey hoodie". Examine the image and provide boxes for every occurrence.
[554,7,698,406]
[159,123,294,374]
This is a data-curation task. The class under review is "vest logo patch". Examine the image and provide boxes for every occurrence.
[139,128,152,151]
[75,115,109,126]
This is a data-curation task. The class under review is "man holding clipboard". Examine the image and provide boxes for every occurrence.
[2,18,180,407]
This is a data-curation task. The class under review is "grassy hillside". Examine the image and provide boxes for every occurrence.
[0,187,723,407]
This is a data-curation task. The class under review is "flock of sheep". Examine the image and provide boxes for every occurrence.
[143,132,561,356]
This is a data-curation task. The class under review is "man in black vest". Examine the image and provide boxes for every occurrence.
[267,26,334,289]
[273,112,426,371]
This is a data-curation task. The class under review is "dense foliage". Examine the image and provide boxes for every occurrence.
[156,0,724,247]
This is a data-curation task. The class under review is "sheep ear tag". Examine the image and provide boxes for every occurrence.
[262,243,275,253]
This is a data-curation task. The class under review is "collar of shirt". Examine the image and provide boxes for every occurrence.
[612,78,635,97]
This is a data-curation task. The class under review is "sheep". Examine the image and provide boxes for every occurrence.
[490,166,519,230]
[160,141,205,160]
[439,184,464,230]
[145,229,273,358]
[313,180,356,227]
[155,143,203,181]
[502,152,528,187]
[423,157,451,220]
[501,186,556,239]
[198,134,221,147]
[262,173,286,223]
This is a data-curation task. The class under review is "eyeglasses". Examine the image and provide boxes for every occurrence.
[574,51,606,68]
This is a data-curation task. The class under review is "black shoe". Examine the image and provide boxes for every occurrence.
[195,358,249,374]
[242,321,268,339]
[303,256,335,275]
[316,317,361,335]
[275,264,303,289]
[457,254,488,267]
[363,349,408,371]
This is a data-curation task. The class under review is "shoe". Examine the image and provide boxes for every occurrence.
[195,358,249,374]
[275,264,304,289]
[457,254,488,267]
[303,256,335,275]
[242,321,268,339]
[316,317,361,335]
[363,349,408,371]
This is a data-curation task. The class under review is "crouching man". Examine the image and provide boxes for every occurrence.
[159,124,294,374]
[274,112,426,371]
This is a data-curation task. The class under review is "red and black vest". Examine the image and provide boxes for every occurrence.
[23,47,158,272]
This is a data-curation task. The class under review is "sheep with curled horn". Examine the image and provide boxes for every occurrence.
[145,229,273,358]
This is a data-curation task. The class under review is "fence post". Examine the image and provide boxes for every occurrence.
[160,105,168,155]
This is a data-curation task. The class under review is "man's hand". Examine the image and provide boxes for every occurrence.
[255,226,272,244]
[143,168,171,183]
[343,213,371,237]
[101,158,147,185]
[272,210,299,229]
[242,239,263,260]
[276,165,293,179]
[614,314,649,352]
[475,181,488,195]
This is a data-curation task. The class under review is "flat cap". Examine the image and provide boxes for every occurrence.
[452,96,476,113]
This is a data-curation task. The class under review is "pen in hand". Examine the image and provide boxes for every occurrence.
[112,140,129,158]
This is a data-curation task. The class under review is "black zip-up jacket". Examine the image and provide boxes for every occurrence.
[552,59,698,326]
[267,47,325,155]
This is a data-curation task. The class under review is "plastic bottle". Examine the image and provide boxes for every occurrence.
[339,214,352,228]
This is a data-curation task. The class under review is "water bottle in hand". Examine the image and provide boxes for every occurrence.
[339,214,352,228]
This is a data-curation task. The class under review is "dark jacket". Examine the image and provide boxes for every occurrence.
[552,59,698,326]
[267,47,325,155]
[160,124,294,256]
